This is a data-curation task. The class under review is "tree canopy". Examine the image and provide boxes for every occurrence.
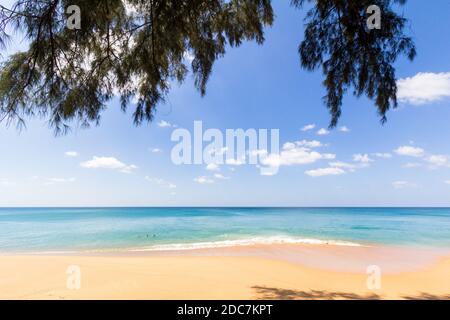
[0,0,415,133]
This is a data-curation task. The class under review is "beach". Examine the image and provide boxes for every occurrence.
[1,207,449,299]
[1,244,449,300]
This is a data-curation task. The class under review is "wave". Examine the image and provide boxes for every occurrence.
[128,236,363,252]
[3,236,364,255]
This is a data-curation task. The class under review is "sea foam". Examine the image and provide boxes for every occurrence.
[128,236,363,252]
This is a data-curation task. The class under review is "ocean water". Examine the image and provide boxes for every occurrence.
[0,207,449,253]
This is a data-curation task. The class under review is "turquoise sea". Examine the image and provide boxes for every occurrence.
[0,207,449,253]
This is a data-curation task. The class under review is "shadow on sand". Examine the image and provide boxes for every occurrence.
[402,293,450,300]
[252,286,450,300]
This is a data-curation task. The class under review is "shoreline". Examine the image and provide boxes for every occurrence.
[1,242,448,273]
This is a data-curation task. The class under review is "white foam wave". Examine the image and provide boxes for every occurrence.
[129,236,363,252]
[3,236,363,255]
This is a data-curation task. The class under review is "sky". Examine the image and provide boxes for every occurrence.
[1,1,450,207]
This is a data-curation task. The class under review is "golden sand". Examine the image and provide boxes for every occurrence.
[0,248,449,300]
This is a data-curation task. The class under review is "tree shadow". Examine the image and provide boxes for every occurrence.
[252,286,450,300]
[252,286,381,300]
[402,293,450,300]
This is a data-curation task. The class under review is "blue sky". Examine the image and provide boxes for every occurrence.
[1,1,450,206]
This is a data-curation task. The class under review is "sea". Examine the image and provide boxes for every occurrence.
[0,207,449,254]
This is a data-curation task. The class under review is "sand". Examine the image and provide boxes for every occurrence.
[0,245,449,300]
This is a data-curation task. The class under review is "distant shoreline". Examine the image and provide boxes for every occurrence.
[2,206,450,208]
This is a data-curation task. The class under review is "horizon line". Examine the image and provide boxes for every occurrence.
[1,206,450,209]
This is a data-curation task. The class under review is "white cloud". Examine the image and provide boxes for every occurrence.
[260,170,277,176]
[426,155,449,167]
[317,128,329,136]
[397,72,450,105]
[394,146,450,168]
[119,164,138,174]
[260,144,335,168]
[328,161,355,169]
[328,161,358,172]
[445,180,450,185]
[402,162,422,168]
[353,153,374,163]
[80,156,138,173]
[206,163,220,171]
[214,173,229,180]
[194,176,214,184]
[392,181,417,189]
[145,177,162,184]
[81,157,124,169]
[373,153,392,159]
[150,148,162,153]
[295,140,323,148]
[226,158,245,166]
[328,157,372,172]
[282,142,296,150]
[305,167,345,177]
[394,146,425,158]
[301,124,316,131]
[184,51,195,63]
[145,176,176,189]
[196,172,230,182]
[44,177,76,185]
[65,151,78,157]
[283,140,322,149]
[157,120,174,128]
[47,177,76,183]
[339,126,350,132]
